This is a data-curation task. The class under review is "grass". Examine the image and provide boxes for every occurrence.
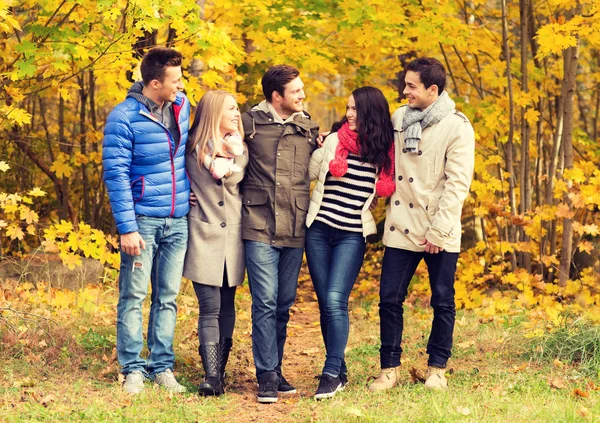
[1,278,600,422]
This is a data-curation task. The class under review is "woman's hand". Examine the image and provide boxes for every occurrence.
[369,194,379,211]
[190,191,198,207]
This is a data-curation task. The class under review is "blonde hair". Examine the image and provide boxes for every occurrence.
[187,90,244,160]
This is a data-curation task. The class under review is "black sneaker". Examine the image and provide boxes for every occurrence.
[257,372,278,404]
[277,374,297,395]
[339,372,348,390]
[314,374,342,400]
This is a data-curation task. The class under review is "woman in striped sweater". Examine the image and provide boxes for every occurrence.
[305,86,395,399]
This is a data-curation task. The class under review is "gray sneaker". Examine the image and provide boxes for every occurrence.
[122,371,145,394]
[154,369,187,393]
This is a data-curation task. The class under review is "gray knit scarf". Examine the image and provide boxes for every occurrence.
[401,91,455,153]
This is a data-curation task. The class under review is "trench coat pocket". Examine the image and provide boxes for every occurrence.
[293,192,310,237]
[242,189,269,230]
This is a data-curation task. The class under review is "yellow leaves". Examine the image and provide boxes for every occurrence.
[1,105,32,127]
[0,5,22,32]
[563,168,586,184]
[28,187,46,197]
[50,153,73,178]
[0,161,10,172]
[5,224,24,240]
[577,241,594,254]
[19,205,38,224]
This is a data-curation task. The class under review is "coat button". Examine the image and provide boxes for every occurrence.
[220,222,226,228]
[395,200,400,206]
[218,201,224,207]
[402,148,407,153]
[217,180,222,186]
[398,175,403,181]
[276,182,281,186]
[277,152,281,157]
[275,212,279,216]
[390,226,395,232]
[426,206,428,211]
[418,150,423,156]
[404,229,409,234]
[408,177,414,183]
[409,203,414,208]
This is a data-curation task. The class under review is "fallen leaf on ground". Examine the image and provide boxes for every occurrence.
[345,406,363,417]
[40,394,54,407]
[490,385,506,396]
[577,406,589,417]
[456,340,475,349]
[301,348,320,355]
[456,406,471,416]
[553,358,564,368]
[573,388,589,398]
[409,367,426,383]
[510,363,528,372]
[549,378,566,389]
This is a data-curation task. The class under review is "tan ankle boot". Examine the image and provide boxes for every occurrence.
[368,366,401,392]
[424,366,447,390]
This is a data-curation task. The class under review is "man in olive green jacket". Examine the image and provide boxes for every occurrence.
[241,65,319,403]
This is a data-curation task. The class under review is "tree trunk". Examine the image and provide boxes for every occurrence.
[501,0,517,270]
[558,37,580,287]
[519,0,531,272]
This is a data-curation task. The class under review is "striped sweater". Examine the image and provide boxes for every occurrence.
[315,154,376,232]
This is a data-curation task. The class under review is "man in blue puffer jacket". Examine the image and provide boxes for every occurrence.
[102,47,190,394]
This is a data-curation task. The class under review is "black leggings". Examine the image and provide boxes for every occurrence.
[192,278,237,344]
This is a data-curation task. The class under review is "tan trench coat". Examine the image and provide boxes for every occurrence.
[183,148,248,287]
[382,105,475,253]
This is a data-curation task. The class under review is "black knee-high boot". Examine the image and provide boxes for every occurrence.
[219,338,233,384]
[198,342,224,396]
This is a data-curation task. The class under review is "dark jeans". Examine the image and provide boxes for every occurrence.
[245,240,304,377]
[192,279,237,344]
[306,221,366,376]
[379,247,458,369]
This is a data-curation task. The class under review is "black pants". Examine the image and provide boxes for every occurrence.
[192,278,237,344]
[378,247,458,368]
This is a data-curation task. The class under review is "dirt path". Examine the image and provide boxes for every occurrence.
[219,271,324,422]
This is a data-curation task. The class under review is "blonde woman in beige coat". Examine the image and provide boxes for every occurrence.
[183,90,248,396]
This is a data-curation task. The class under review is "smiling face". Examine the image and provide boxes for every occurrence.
[219,95,241,138]
[275,76,305,118]
[403,70,438,110]
[150,66,183,105]
[346,95,357,131]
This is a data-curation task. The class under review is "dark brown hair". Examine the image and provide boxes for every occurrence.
[406,57,447,94]
[140,47,183,85]
[261,65,300,101]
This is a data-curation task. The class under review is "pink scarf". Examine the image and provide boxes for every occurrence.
[329,122,395,197]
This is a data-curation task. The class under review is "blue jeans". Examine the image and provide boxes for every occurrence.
[378,247,458,369]
[245,240,304,377]
[116,216,188,377]
[305,221,366,376]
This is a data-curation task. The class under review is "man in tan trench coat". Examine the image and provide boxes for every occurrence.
[369,57,475,392]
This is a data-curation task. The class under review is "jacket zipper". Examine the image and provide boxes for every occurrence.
[139,101,184,217]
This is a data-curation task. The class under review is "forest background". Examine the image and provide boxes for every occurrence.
[2,0,600,421]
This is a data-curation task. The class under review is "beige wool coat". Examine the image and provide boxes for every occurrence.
[306,132,378,237]
[383,105,475,253]
[183,147,248,287]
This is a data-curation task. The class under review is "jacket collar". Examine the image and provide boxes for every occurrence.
[249,100,318,130]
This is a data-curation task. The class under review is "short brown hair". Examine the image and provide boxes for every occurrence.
[261,65,300,102]
[406,57,446,93]
[140,47,183,85]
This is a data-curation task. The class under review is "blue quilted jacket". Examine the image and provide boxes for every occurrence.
[102,90,191,235]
